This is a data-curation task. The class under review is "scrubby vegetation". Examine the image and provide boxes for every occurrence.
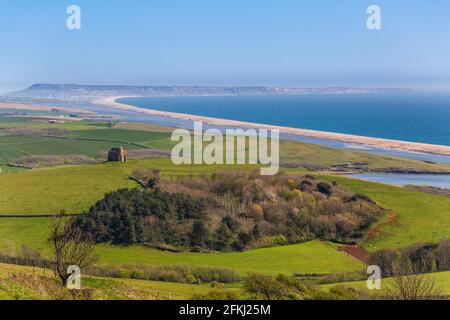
[88,264,241,284]
[243,273,368,300]
[0,126,70,137]
[404,185,450,198]
[370,239,450,277]
[72,170,384,252]
[0,272,158,300]
[10,155,97,168]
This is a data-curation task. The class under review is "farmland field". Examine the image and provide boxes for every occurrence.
[0,144,26,164]
[0,165,26,175]
[0,135,146,165]
[2,119,450,172]
[67,128,172,143]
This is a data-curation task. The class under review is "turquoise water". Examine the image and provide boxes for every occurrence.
[119,93,450,147]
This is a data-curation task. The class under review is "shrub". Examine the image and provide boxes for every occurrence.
[257,235,288,248]
[192,290,239,300]
[184,274,200,284]
[244,273,289,300]
[317,182,332,196]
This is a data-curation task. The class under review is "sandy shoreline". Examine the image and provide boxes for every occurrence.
[94,96,450,157]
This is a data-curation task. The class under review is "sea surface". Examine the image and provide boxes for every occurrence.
[118,93,450,146]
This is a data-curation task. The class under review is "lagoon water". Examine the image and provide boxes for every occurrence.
[119,93,450,147]
[348,173,450,189]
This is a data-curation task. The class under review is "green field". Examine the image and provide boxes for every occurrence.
[68,128,171,143]
[319,175,450,251]
[320,271,450,295]
[0,216,362,275]
[0,121,175,165]
[0,159,258,215]
[68,128,174,150]
[0,144,26,164]
[97,241,363,275]
[0,165,26,175]
[2,118,450,173]
[0,136,145,165]
[0,156,449,251]
[280,140,450,172]
[0,263,239,300]
[0,117,449,293]
[117,278,241,299]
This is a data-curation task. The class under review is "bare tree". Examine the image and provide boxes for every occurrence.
[385,264,445,300]
[50,215,99,286]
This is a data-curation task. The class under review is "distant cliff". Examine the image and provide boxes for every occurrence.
[2,83,415,101]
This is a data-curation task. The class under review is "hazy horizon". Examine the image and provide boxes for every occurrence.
[1,1,450,93]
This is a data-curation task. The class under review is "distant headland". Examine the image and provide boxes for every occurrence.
[1,83,419,101]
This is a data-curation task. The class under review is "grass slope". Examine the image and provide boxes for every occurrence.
[319,271,450,295]
[97,241,362,275]
[0,159,258,215]
[0,158,448,250]
[0,263,239,300]
[0,217,361,275]
[319,175,450,250]
[280,140,450,172]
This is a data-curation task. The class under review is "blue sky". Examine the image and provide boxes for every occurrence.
[1,0,450,93]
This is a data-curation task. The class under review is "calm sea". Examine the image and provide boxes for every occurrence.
[118,93,450,146]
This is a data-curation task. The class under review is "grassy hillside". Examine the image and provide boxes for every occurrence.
[320,271,450,295]
[0,158,448,250]
[0,159,258,214]
[0,263,226,300]
[319,175,450,251]
[0,217,362,275]
[280,140,450,172]
[96,241,363,275]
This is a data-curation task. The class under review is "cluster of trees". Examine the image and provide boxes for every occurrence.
[172,171,384,248]
[72,188,206,247]
[71,170,384,252]
[370,239,450,276]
